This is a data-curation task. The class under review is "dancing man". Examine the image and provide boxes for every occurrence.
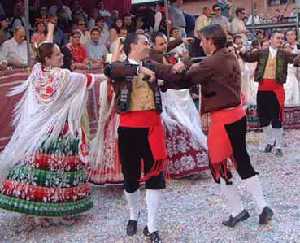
[240,30,300,156]
[104,33,167,243]
[107,24,276,228]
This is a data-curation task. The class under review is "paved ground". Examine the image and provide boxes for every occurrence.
[0,130,299,243]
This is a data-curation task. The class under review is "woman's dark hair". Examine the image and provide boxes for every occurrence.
[35,21,48,35]
[110,25,121,34]
[200,24,227,50]
[36,42,55,65]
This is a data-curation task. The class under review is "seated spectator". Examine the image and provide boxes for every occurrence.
[135,17,145,31]
[71,0,88,22]
[0,15,10,46]
[97,0,111,17]
[48,15,67,47]
[123,14,136,33]
[1,26,33,67]
[86,27,108,65]
[109,26,120,53]
[37,6,48,23]
[76,18,90,45]
[95,17,110,44]
[119,28,128,38]
[66,29,88,69]
[170,27,181,40]
[31,21,47,46]
[114,18,123,29]
[88,8,99,30]
[49,0,72,22]
[10,0,27,31]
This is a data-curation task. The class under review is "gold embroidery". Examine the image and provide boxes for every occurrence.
[129,73,155,111]
[263,53,276,80]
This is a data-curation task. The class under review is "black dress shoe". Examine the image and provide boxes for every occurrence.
[275,148,283,157]
[149,231,162,243]
[126,220,137,236]
[143,226,150,237]
[222,210,250,228]
[259,207,273,225]
[264,144,273,153]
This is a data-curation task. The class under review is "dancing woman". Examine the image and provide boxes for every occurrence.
[0,23,106,225]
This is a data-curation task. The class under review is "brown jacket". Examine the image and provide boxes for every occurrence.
[105,48,242,115]
[240,48,299,84]
[153,48,242,114]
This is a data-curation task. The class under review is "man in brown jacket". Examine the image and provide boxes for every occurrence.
[106,24,274,228]
[240,31,300,157]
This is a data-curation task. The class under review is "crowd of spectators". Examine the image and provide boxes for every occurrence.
[0,0,299,71]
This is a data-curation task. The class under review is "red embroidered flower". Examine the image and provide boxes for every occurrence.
[45,86,54,95]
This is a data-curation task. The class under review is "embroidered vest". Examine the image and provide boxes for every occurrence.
[263,53,276,80]
[129,73,155,111]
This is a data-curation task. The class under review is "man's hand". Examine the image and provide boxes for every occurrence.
[172,62,186,73]
[140,66,156,83]
[182,37,194,45]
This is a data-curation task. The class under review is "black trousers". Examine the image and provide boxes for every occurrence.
[118,127,166,193]
[224,116,258,180]
[257,91,282,128]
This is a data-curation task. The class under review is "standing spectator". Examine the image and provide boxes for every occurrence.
[86,27,108,63]
[153,4,163,33]
[246,9,261,25]
[0,15,10,46]
[217,0,232,18]
[2,26,33,67]
[194,6,211,37]
[211,4,230,33]
[66,29,88,69]
[76,18,90,45]
[31,21,47,46]
[169,0,186,37]
[230,8,247,42]
[48,15,67,47]
[123,14,136,33]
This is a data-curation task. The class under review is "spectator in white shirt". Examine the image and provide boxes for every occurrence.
[246,9,261,25]
[86,27,108,67]
[2,26,33,67]
[95,17,110,45]
[230,7,247,42]
[194,6,211,37]
[76,18,90,45]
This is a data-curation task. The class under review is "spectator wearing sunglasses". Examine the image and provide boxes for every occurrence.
[76,18,90,45]
[211,4,229,34]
